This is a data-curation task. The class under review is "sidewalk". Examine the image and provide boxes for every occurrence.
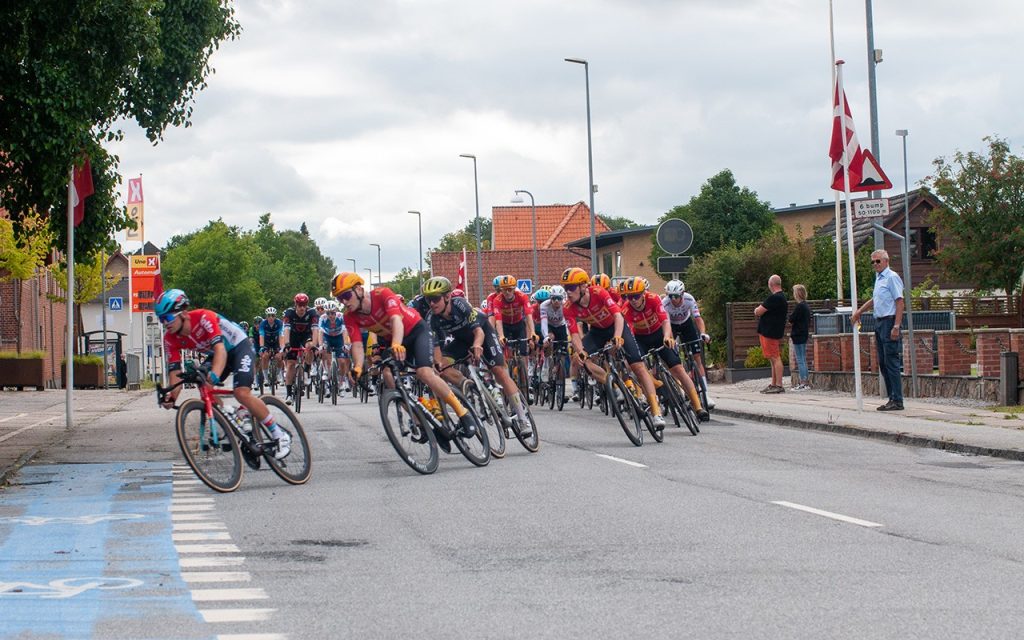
[0,389,151,484]
[711,379,1024,461]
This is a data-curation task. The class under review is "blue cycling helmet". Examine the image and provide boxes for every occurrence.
[155,289,189,323]
[492,276,502,290]
[534,289,551,302]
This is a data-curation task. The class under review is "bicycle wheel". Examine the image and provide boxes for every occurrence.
[257,368,265,396]
[256,395,313,484]
[331,362,339,405]
[463,380,506,459]
[666,374,699,436]
[175,399,243,493]
[510,391,540,452]
[293,368,303,413]
[359,376,369,403]
[443,389,490,467]
[269,362,278,396]
[577,372,587,409]
[607,376,643,446]
[379,390,438,475]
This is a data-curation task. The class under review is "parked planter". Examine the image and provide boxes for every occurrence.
[0,357,46,390]
[62,362,105,389]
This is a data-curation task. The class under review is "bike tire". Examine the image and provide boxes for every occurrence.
[269,362,278,396]
[256,395,313,484]
[464,381,506,459]
[445,388,490,467]
[175,399,243,493]
[379,390,438,475]
[331,362,338,405]
[293,369,303,413]
[668,375,700,436]
[607,376,643,446]
[510,391,540,452]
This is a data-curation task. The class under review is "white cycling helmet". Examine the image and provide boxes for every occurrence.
[665,280,685,295]
[549,285,566,299]
[314,296,328,308]
[325,300,340,312]
[265,306,278,315]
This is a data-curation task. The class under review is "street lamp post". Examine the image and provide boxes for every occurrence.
[346,258,356,273]
[366,268,373,290]
[511,190,538,286]
[896,128,917,398]
[369,243,382,286]
[565,57,598,275]
[408,211,422,293]
[459,154,485,302]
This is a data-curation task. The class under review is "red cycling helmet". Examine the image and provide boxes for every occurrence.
[294,293,309,305]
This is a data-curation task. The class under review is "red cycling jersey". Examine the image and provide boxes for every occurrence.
[531,302,542,324]
[564,285,620,333]
[344,287,421,343]
[604,287,622,305]
[492,289,531,325]
[482,292,499,317]
[621,293,669,336]
[164,309,248,366]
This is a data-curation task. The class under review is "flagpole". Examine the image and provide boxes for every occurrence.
[837,61,863,411]
[829,0,844,303]
[66,166,75,429]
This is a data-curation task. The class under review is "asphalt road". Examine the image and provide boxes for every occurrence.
[3,387,1024,639]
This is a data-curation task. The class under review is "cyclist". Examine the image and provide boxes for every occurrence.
[591,273,622,304]
[561,267,666,430]
[491,275,536,391]
[282,293,320,405]
[620,277,709,422]
[331,272,476,436]
[258,307,284,386]
[156,289,290,459]
[540,285,579,399]
[314,297,328,317]
[663,279,714,408]
[422,276,532,435]
[318,300,351,393]
[530,289,549,381]
[482,276,502,327]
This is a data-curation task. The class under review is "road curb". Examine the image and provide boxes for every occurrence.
[714,408,1024,462]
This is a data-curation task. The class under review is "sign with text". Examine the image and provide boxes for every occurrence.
[125,177,144,241]
[853,198,889,219]
[130,255,161,312]
[657,255,692,274]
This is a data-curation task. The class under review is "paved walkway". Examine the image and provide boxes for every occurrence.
[3,381,1024,484]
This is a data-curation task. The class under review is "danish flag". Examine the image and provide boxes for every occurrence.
[456,247,467,295]
[829,69,892,193]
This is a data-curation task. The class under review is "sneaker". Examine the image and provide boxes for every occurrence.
[652,414,666,430]
[272,428,291,460]
[759,385,774,394]
[514,414,533,438]
[768,385,785,394]
[457,413,477,438]
[696,408,710,422]
[322,373,328,381]
[877,401,904,411]
[285,393,293,405]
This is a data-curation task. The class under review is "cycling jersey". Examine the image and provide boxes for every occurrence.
[564,285,620,334]
[492,289,531,325]
[259,318,284,341]
[283,307,319,337]
[539,299,567,337]
[429,297,486,345]
[482,292,499,317]
[249,325,261,349]
[409,294,431,320]
[531,302,542,325]
[662,293,700,325]
[622,293,669,337]
[344,287,421,343]
[603,287,622,305]
[318,314,346,337]
[165,309,248,368]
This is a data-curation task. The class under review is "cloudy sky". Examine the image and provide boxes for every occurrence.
[111,0,1022,282]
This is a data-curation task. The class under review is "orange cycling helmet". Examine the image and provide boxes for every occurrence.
[561,267,589,286]
[620,276,648,295]
[497,275,517,290]
[331,272,364,297]
[591,273,611,289]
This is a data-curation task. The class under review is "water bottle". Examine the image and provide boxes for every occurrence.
[235,407,252,433]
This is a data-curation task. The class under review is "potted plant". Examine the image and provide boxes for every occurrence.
[62,354,105,389]
[0,351,47,390]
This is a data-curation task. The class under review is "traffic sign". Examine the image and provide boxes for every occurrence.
[853,198,889,219]
[108,297,123,311]
[657,255,692,274]
[516,279,533,294]
[656,219,694,255]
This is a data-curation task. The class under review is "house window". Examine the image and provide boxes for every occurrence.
[602,252,613,276]
[909,227,937,259]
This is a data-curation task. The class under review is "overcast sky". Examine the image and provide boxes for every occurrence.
[111,0,1022,282]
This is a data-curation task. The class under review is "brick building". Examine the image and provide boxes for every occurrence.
[565,226,660,286]
[430,249,590,303]
[492,201,610,250]
[0,264,70,388]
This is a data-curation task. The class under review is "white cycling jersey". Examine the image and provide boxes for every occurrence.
[662,293,700,325]
[539,299,567,336]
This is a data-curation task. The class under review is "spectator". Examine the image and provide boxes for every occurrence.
[851,249,905,411]
[789,284,811,390]
[754,274,787,393]
[116,354,128,389]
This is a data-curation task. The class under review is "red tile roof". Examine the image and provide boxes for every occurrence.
[492,201,610,250]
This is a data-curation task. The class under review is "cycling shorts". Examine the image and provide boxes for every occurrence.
[401,322,434,369]
[201,338,257,390]
[324,334,348,359]
[671,319,699,344]
[503,321,529,356]
[634,331,682,368]
[442,322,505,369]
[582,324,643,365]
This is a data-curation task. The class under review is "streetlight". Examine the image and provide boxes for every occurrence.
[369,243,382,286]
[896,128,917,398]
[408,211,422,293]
[365,267,373,290]
[564,57,599,275]
[346,258,356,273]
[459,153,484,301]
[511,189,538,286]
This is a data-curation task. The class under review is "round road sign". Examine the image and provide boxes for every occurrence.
[656,218,693,255]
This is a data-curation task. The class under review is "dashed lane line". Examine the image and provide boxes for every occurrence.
[771,501,883,528]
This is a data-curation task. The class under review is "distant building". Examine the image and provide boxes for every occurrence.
[564,226,659,285]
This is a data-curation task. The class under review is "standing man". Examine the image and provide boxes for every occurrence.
[851,249,905,411]
[116,354,128,389]
[754,274,787,394]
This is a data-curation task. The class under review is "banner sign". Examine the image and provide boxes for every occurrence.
[126,177,144,241]
[130,255,161,312]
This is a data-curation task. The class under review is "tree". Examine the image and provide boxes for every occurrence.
[0,1,241,257]
[0,213,53,353]
[433,217,492,252]
[251,214,336,305]
[925,136,1024,295]
[649,170,780,279]
[48,252,123,352]
[598,215,642,230]
[381,267,429,300]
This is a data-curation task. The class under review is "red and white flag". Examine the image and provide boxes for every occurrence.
[829,72,892,193]
[71,156,93,227]
[456,246,467,295]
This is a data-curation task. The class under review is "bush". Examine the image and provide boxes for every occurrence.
[0,350,45,359]
[61,354,104,366]
[744,343,789,368]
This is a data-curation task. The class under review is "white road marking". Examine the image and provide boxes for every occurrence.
[595,454,648,469]
[199,609,276,623]
[181,571,251,583]
[173,531,232,542]
[170,504,215,512]
[173,522,228,531]
[180,556,246,568]
[191,587,268,601]
[175,543,241,554]
[0,413,28,423]
[771,501,883,528]
[172,513,215,521]
[0,415,61,443]
[172,497,216,504]
[217,634,288,640]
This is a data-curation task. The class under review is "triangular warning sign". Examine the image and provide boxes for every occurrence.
[851,149,892,192]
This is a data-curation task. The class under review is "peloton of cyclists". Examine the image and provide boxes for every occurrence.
[282,293,321,405]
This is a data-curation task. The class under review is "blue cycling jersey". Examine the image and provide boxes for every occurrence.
[318,314,346,337]
[259,318,283,339]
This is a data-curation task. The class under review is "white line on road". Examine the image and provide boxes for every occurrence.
[771,501,883,528]
[172,513,215,521]
[199,608,276,623]
[191,587,268,602]
[182,571,251,583]
[595,454,648,469]
[0,413,28,423]
[173,531,232,542]
[180,556,246,568]
[175,543,241,554]
[173,522,228,531]
[0,415,61,443]
[217,634,288,640]
[170,504,215,512]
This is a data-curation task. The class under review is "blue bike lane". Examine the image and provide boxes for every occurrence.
[0,461,214,639]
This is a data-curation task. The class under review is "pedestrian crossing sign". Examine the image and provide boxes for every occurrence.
[517,279,532,294]
[109,297,124,311]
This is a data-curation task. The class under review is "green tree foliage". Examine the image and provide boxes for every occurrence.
[381,267,430,300]
[925,136,1024,295]
[251,214,336,305]
[433,217,492,252]
[598,215,642,230]
[0,0,241,257]
[649,170,780,280]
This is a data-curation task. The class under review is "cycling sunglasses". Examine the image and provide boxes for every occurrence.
[426,295,444,304]
[336,290,355,302]
[564,284,581,293]
[668,294,682,300]
[550,296,564,301]
[158,311,180,325]
[625,293,644,301]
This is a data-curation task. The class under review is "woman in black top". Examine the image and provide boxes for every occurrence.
[789,284,812,390]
